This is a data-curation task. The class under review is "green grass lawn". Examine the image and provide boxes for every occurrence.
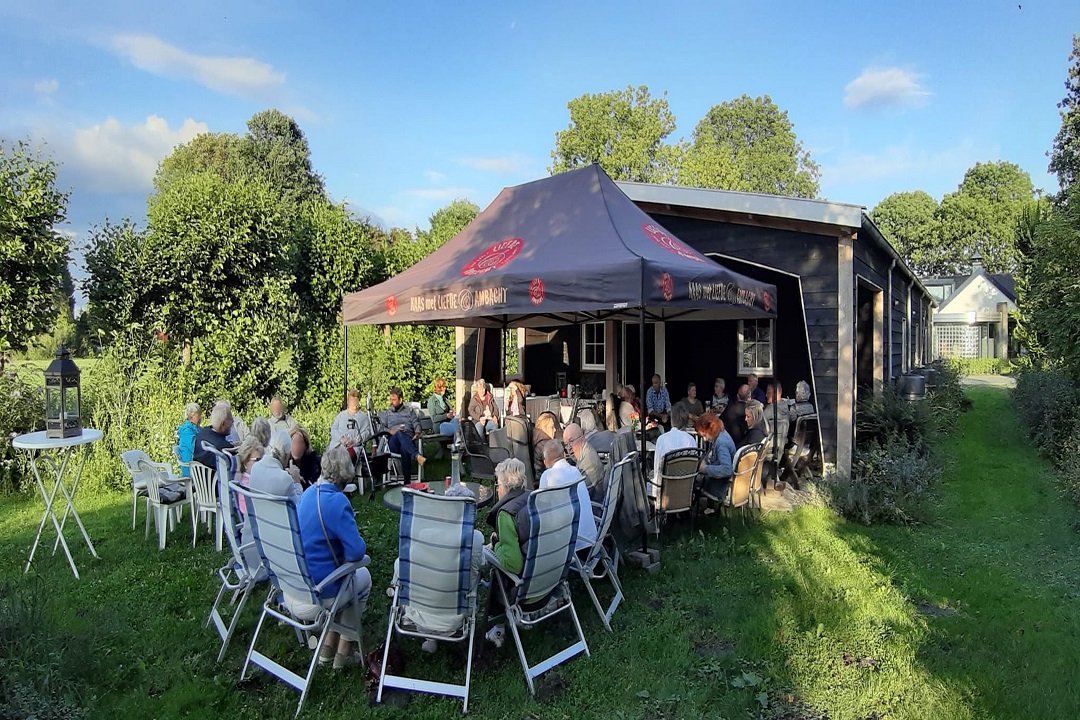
[2,385,1078,719]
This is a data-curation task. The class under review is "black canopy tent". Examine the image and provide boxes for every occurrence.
[341,165,779,550]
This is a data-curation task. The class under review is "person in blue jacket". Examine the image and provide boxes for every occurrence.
[176,403,201,478]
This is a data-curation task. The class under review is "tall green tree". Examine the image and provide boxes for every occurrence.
[550,85,680,182]
[681,94,820,198]
[0,140,69,362]
[871,191,941,274]
[240,109,325,208]
[935,161,1034,274]
[1049,34,1080,194]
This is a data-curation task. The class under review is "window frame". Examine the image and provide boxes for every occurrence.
[580,321,605,372]
[737,319,774,376]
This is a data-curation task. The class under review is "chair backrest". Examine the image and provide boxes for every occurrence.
[233,484,318,605]
[790,414,819,462]
[750,438,772,493]
[418,414,435,434]
[398,489,477,615]
[591,452,634,549]
[502,415,535,487]
[459,418,488,456]
[206,445,248,567]
[658,447,703,514]
[519,481,582,604]
[729,444,762,508]
[611,427,636,463]
[120,449,154,488]
[190,459,217,511]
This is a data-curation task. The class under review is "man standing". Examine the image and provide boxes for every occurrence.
[539,440,596,550]
[377,387,425,484]
[645,374,672,427]
[267,396,298,435]
[562,423,605,497]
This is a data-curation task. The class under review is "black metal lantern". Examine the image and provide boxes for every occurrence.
[45,346,82,439]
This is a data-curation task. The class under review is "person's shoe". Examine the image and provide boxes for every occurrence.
[421,639,438,653]
[317,647,336,666]
[333,651,364,670]
[343,483,358,494]
[484,625,505,648]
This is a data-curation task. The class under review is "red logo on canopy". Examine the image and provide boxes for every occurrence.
[385,296,397,317]
[460,237,524,277]
[763,290,771,312]
[661,272,674,301]
[643,223,706,263]
[529,278,545,306]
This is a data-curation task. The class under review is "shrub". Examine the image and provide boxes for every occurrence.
[0,363,45,491]
[827,437,942,526]
[855,385,936,452]
[1012,368,1080,457]
[926,361,971,432]
[944,357,1012,376]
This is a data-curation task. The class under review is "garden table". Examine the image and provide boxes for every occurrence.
[12,429,103,579]
[382,481,494,511]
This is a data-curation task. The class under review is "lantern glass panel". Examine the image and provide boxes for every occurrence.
[64,386,80,418]
[46,387,61,419]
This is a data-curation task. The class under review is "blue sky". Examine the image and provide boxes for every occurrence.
[2,0,1078,286]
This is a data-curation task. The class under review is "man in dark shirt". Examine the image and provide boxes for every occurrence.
[747,374,767,405]
[193,401,234,467]
[722,384,750,446]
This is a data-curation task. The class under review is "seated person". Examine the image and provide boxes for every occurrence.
[790,380,816,430]
[176,402,201,477]
[219,399,247,445]
[377,387,426,485]
[248,431,304,502]
[721,385,750,446]
[579,409,615,455]
[249,416,272,448]
[234,434,264,518]
[531,411,559,479]
[709,378,729,411]
[294,446,372,669]
[676,382,705,425]
[427,377,459,437]
[330,389,373,449]
[694,412,738,499]
[764,382,792,445]
[616,384,638,428]
[286,425,321,488]
[742,400,767,447]
[505,380,528,418]
[193,401,234,468]
[468,379,500,437]
[562,423,604,496]
[267,395,298,435]
[651,404,698,495]
[645,374,672,427]
[484,458,532,647]
[538,440,596,551]
[747,374,767,405]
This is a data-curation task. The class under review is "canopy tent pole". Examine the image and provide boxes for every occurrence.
[342,321,349,407]
[639,305,649,555]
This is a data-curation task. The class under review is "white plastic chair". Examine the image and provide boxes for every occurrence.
[235,484,370,717]
[190,457,222,551]
[377,489,479,713]
[127,454,191,550]
[572,452,635,631]
[120,449,153,530]
[204,445,268,663]
[484,480,590,696]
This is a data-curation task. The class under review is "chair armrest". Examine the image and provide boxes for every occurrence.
[314,555,371,594]
[488,447,511,463]
[148,460,179,480]
[482,547,522,586]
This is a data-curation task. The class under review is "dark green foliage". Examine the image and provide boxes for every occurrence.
[943,356,1012,376]
[1049,34,1080,193]
[831,436,941,526]
[0,364,44,491]
[854,385,936,452]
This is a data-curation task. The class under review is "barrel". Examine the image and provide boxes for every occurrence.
[900,373,926,401]
[919,366,939,389]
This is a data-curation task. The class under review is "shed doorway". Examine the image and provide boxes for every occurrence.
[855,280,883,401]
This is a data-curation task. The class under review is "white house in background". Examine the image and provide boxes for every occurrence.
[919,255,1017,360]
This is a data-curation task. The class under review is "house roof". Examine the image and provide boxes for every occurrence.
[615,181,935,304]
[935,269,1017,316]
[919,272,1016,303]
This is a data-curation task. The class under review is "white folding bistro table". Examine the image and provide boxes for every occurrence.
[12,429,103,579]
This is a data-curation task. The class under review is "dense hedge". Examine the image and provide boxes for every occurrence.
[1012,369,1080,504]
[944,357,1013,376]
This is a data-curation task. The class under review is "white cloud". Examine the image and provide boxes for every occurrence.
[402,186,474,200]
[820,140,981,187]
[455,154,529,174]
[33,79,59,96]
[424,170,447,184]
[844,67,930,110]
[59,115,209,194]
[110,33,285,101]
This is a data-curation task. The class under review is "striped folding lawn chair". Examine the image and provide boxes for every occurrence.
[572,451,636,631]
[377,488,480,713]
[204,445,268,664]
[484,480,590,696]
[233,484,370,718]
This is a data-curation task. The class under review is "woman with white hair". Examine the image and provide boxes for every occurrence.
[193,401,234,467]
[247,431,303,503]
[176,402,201,478]
[292,445,372,669]
[468,379,499,438]
[483,457,531,647]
